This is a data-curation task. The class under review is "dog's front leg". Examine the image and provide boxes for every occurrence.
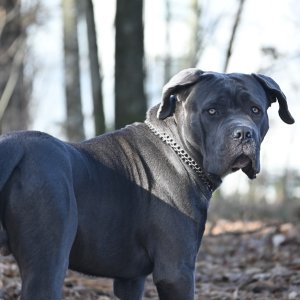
[113,277,146,300]
[153,265,195,300]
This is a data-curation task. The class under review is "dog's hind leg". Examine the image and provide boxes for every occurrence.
[113,277,146,300]
[5,181,78,300]
[0,229,10,256]
[9,201,77,299]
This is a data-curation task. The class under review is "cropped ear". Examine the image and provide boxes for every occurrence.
[251,73,295,124]
[157,68,204,119]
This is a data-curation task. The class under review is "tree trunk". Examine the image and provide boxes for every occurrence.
[0,0,29,133]
[62,0,85,141]
[223,0,246,72]
[164,0,172,82]
[83,0,105,135]
[188,0,202,67]
[115,0,147,129]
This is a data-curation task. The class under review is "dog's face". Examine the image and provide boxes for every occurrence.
[157,69,294,179]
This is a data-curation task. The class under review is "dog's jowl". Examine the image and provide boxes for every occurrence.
[0,69,294,299]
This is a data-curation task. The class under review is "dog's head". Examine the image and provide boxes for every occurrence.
[157,68,294,179]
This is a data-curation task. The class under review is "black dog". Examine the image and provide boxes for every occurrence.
[0,69,294,299]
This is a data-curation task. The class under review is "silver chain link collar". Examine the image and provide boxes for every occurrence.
[145,120,214,192]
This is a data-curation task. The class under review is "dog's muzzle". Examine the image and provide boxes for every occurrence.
[230,125,259,179]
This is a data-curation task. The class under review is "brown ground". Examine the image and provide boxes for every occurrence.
[0,220,299,300]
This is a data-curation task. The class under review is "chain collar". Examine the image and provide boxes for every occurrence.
[145,120,215,192]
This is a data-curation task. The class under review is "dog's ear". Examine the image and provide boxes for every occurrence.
[157,68,204,119]
[251,73,295,124]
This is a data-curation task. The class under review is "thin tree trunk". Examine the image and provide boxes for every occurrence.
[223,0,246,73]
[164,0,171,82]
[188,0,202,67]
[83,0,105,135]
[115,0,147,129]
[62,0,85,141]
[0,0,29,133]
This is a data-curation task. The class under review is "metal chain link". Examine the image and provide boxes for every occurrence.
[145,120,214,192]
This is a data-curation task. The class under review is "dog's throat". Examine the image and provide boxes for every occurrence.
[145,120,216,192]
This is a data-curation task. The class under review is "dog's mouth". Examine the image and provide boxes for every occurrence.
[231,154,251,172]
[231,153,258,179]
[204,139,260,179]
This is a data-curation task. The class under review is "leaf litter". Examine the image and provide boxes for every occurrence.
[0,220,299,299]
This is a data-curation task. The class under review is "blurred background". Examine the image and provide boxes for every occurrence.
[0,0,299,219]
[1,1,300,299]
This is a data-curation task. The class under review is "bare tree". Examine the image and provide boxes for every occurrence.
[223,0,246,72]
[187,0,202,67]
[62,0,85,141]
[83,0,105,135]
[115,0,147,129]
[164,0,206,74]
[164,0,172,82]
[0,0,29,133]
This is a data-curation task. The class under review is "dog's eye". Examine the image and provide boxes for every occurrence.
[207,108,217,116]
[251,106,260,114]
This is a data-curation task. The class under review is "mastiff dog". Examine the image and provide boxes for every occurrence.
[0,69,294,299]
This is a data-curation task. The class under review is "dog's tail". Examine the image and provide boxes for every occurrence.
[0,135,25,255]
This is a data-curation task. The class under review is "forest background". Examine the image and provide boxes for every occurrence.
[0,0,300,299]
[2,0,297,214]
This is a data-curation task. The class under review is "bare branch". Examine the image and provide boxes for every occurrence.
[223,0,246,72]
[0,0,21,39]
[0,37,26,121]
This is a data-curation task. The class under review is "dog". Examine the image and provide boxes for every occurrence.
[0,68,294,299]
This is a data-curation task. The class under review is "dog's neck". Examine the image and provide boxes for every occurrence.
[146,105,222,193]
[146,105,183,146]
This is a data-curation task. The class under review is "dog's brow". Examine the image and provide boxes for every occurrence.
[238,89,257,102]
[239,90,264,106]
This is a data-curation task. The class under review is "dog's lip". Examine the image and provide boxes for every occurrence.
[231,154,252,171]
[230,153,259,179]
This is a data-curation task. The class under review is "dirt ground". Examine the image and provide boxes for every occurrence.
[0,220,299,300]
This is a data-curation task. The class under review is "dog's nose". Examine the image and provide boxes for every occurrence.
[232,126,253,140]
